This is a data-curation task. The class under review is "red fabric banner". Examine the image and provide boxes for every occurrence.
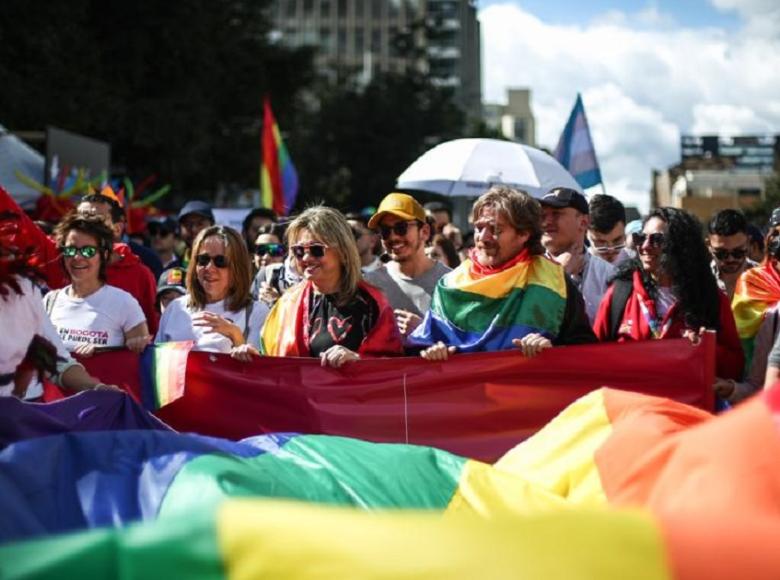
[48,335,715,462]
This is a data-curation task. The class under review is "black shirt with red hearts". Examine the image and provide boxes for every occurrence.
[308,287,379,357]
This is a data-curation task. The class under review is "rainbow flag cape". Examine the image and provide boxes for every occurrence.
[139,341,193,410]
[260,98,298,216]
[408,252,567,352]
[260,281,403,357]
[3,386,780,577]
[731,263,780,364]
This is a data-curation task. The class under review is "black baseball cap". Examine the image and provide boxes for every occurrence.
[178,200,215,223]
[539,187,589,215]
[157,267,187,297]
[147,216,177,235]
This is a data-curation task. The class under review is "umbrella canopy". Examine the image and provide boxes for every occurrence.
[0,124,44,209]
[397,138,583,198]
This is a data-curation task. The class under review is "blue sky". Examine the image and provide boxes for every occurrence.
[477,0,778,212]
[478,0,739,29]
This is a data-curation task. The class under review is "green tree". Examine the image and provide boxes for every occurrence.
[744,174,780,227]
[0,0,314,200]
[290,71,466,211]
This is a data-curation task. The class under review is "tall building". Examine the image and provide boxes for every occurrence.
[482,88,536,146]
[270,0,481,113]
[652,135,779,222]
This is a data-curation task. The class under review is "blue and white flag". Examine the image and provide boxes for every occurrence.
[554,94,603,189]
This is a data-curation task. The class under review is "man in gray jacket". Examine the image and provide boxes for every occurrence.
[365,193,450,337]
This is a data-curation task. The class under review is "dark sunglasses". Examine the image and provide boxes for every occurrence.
[61,245,98,259]
[712,247,748,261]
[195,253,229,268]
[148,226,174,237]
[255,243,286,257]
[632,232,665,249]
[291,244,327,259]
[379,221,419,240]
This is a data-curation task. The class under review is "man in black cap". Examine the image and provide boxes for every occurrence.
[540,187,614,324]
[148,216,182,272]
[178,200,215,268]
[156,267,187,314]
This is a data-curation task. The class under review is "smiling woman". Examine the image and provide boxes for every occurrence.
[156,226,269,353]
[232,206,404,368]
[44,212,150,357]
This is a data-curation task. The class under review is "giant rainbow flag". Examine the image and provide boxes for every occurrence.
[2,386,780,578]
[260,98,298,216]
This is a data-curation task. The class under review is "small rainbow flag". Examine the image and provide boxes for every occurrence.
[732,263,780,365]
[140,341,194,410]
[260,98,298,216]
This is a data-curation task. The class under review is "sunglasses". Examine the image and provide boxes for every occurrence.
[379,221,419,240]
[632,232,665,249]
[712,247,748,261]
[291,244,328,259]
[148,227,174,237]
[255,243,286,257]
[591,242,626,254]
[61,245,98,259]
[195,253,229,268]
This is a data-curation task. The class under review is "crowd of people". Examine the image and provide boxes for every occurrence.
[4,180,780,408]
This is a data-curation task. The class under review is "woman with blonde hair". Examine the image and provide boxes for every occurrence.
[233,206,402,367]
[156,225,269,352]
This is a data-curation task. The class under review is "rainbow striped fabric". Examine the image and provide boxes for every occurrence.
[260,98,298,216]
[731,263,780,364]
[3,387,780,578]
[408,253,567,352]
[139,341,193,410]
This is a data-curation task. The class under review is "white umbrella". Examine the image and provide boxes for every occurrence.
[396,138,583,198]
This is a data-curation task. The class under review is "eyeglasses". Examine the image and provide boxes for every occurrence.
[195,253,229,268]
[379,221,419,240]
[591,242,626,254]
[291,244,328,259]
[632,232,665,249]
[712,247,748,261]
[255,243,286,257]
[61,245,98,259]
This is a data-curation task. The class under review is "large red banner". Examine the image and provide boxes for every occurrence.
[56,335,715,462]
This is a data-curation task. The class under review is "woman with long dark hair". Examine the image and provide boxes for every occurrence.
[593,207,743,383]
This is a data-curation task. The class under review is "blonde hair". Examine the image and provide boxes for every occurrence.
[471,185,545,255]
[286,206,362,305]
[186,225,252,311]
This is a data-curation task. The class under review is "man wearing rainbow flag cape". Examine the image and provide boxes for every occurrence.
[408,186,596,360]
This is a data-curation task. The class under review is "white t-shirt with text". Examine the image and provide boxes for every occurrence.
[44,285,146,351]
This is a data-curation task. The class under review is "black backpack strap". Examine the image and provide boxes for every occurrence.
[243,300,254,343]
[608,279,633,340]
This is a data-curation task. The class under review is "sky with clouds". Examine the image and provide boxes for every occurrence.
[478,0,780,213]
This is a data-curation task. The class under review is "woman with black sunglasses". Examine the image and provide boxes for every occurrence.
[593,207,743,387]
[44,212,150,357]
[156,225,269,352]
[232,206,403,367]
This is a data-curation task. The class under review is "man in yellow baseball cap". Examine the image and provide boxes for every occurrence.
[365,193,450,338]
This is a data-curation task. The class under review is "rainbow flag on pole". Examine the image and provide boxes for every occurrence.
[260,98,298,216]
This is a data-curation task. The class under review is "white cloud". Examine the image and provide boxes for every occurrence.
[479,2,780,213]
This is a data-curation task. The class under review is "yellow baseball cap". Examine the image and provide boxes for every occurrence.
[368,193,426,229]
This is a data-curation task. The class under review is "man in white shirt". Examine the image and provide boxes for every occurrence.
[540,187,615,324]
[365,193,450,337]
[587,194,631,265]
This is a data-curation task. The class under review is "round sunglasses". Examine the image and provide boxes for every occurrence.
[255,243,286,257]
[61,245,98,259]
[195,253,229,268]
